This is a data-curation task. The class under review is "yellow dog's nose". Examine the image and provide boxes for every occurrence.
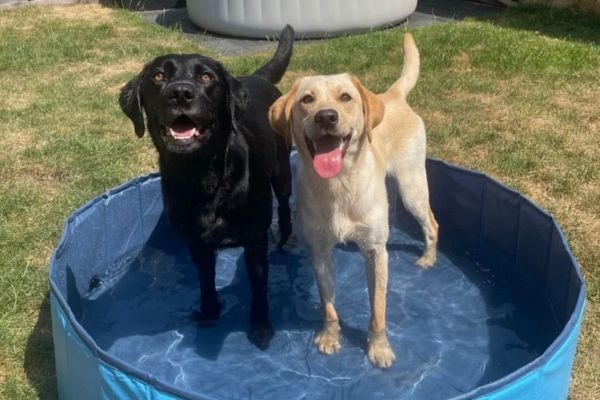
[314,109,339,129]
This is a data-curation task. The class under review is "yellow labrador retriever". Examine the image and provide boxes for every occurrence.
[269,33,438,368]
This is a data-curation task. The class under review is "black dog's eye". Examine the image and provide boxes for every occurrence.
[301,94,314,104]
[152,72,165,82]
[197,73,212,83]
[340,93,352,102]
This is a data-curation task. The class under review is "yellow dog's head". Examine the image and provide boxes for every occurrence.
[269,74,384,179]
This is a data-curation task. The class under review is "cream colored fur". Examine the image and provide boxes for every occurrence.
[269,33,438,368]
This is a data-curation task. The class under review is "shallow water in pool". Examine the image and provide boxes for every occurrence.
[78,225,558,399]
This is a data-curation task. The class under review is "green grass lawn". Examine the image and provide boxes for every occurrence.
[0,4,598,399]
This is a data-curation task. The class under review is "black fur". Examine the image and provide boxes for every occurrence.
[120,26,294,350]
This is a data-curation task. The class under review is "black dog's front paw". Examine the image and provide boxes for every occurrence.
[193,301,222,325]
[248,318,274,351]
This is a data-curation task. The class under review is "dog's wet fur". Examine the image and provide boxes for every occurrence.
[120,26,294,350]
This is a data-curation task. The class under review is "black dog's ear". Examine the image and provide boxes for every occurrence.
[119,74,146,138]
[223,70,248,133]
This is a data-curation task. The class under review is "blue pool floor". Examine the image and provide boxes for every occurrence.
[75,216,557,400]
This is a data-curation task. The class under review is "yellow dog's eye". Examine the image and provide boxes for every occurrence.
[301,94,314,104]
[340,93,352,102]
[198,73,212,83]
[152,72,165,82]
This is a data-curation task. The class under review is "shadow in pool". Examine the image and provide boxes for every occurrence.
[75,214,317,363]
[181,245,320,361]
[441,247,559,390]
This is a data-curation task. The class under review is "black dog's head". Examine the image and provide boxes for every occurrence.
[120,54,248,155]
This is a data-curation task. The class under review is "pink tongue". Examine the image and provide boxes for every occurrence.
[312,136,343,179]
[313,150,343,178]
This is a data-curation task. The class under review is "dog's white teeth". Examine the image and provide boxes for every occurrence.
[169,127,199,140]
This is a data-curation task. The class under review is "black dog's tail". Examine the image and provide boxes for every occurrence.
[253,25,294,84]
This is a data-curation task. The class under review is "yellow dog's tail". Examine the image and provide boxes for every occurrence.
[387,33,420,98]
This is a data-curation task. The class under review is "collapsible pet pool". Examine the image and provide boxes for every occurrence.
[50,153,585,399]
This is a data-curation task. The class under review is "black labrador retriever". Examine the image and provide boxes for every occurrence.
[119,26,294,350]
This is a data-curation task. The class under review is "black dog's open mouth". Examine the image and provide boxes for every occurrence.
[166,115,203,141]
[305,133,352,179]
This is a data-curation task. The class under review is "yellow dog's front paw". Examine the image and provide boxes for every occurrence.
[367,331,396,369]
[415,253,436,269]
[314,321,341,355]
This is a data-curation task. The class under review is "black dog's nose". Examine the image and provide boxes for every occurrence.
[167,83,195,105]
[315,109,338,129]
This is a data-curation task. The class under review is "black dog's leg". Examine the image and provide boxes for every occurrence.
[244,233,274,350]
[275,194,291,248]
[189,243,221,322]
[272,142,292,247]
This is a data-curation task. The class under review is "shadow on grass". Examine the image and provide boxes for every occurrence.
[475,6,600,45]
[24,293,58,400]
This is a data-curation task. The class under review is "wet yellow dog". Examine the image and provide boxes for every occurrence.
[269,33,438,368]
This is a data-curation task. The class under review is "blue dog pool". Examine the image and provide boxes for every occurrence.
[50,154,585,399]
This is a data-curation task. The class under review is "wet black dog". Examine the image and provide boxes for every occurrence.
[119,26,294,350]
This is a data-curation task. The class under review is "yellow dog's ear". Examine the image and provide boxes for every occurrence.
[350,75,384,142]
[269,81,300,148]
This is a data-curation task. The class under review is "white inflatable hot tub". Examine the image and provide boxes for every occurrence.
[186,0,417,39]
